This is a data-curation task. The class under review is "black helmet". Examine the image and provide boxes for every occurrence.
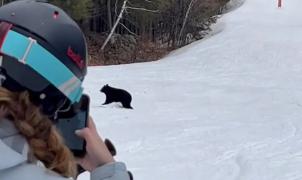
[0,0,88,116]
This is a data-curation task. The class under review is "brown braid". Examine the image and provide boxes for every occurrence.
[0,87,77,178]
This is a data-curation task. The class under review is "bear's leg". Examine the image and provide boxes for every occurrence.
[102,98,112,105]
[122,102,133,109]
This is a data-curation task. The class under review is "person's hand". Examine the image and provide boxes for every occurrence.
[75,116,115,172]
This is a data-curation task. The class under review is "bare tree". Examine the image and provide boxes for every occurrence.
[178,0,196,46]
[101,0,128,50]
[101,0,159,50]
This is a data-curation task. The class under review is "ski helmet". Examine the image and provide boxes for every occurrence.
[0,0,88,116]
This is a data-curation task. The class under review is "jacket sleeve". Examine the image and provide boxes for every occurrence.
[90,162,130,180]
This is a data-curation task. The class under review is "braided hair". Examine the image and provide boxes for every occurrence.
[0,87,77,178]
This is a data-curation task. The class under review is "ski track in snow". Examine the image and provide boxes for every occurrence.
[79,0,302,179]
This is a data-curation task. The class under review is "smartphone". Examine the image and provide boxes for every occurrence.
[55,94,90,157]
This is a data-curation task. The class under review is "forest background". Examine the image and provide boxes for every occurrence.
[3,0,230,65]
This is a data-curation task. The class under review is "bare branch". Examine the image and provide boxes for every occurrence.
[125,6,159,13]
[119,22,138,36]
[115,0,118,19]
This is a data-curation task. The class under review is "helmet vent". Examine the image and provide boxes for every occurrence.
[40,93,46,100]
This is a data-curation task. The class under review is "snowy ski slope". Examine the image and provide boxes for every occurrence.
[79,0,302,179]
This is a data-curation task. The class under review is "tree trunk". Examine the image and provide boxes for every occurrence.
[107,0,113,30]
[101,0,128,50]
[178,0,195,46]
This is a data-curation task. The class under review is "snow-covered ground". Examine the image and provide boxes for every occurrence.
[79,0,302,179]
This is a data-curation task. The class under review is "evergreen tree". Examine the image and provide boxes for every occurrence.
[49,0,93,21]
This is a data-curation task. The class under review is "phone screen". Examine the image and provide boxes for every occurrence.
[55,94,89,156]
[56,111,87,150]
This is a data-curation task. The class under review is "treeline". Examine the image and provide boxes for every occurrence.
[3,0,230,65]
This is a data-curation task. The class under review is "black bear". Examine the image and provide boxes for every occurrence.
[100,84,133,109]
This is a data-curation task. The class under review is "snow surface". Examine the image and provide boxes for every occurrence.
[79,0,302,179]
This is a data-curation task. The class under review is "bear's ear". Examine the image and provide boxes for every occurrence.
[106,84,109,87]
